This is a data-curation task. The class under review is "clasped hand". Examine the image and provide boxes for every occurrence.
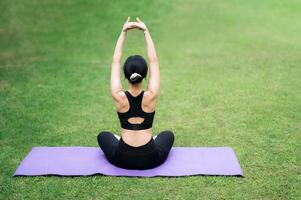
[122,16,148,33]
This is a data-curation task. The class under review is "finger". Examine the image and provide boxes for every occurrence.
[127,23,135,29]
[129,21,134,26]
[136,17,141,22]
[130,22,139,29]
[132,22,139,26]
[127,16,130,22]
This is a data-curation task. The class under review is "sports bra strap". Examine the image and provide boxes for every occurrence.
[117,90,155,130]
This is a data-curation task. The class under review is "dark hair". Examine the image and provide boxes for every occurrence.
[123,55,148,84]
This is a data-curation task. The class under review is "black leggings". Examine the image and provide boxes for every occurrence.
[97,131,174,170]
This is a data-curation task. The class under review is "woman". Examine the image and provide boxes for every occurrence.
[97,16,174,170]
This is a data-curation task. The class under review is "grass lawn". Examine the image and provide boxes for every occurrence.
[1,0,300,199]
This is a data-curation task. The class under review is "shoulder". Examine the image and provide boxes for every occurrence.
[141,90,158,112]
[112,91,130,112]
[111,91,127,103]
[143,90,158,102]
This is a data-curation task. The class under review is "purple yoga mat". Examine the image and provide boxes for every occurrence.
[13,147,243,177]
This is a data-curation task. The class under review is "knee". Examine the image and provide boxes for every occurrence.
[159,130,175,142]
[97,131,113,143]
[160,130,174,137]
[168,131,175,143]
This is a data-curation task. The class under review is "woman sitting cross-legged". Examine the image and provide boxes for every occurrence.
[97,16,174,170]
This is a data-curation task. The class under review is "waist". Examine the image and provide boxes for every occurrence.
[121,128,153,147]
[118,136,155,153]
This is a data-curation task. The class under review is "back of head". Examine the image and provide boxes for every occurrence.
[123,55,148,84]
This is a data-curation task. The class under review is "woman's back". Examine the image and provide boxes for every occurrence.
[117,90,157,147]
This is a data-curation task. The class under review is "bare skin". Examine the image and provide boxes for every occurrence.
[110,17,160,147]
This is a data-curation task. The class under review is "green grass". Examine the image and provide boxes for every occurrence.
[1,0,300,199]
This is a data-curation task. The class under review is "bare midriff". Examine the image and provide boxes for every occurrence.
[121,128,153,147]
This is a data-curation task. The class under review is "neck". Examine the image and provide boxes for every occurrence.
[128,82,142,95]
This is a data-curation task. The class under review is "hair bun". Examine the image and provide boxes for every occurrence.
[130,73,142,82]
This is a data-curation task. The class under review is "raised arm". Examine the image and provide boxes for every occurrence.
[136,17,160,98]
[111,17,136,101]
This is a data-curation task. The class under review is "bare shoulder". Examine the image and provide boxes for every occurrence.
[112,91,129,112]
[112,90,126,102]
[142,90,158,112]
[143,90,158,101]
[142,90,158,108]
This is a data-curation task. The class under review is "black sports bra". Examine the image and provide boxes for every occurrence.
[117,90,155,130]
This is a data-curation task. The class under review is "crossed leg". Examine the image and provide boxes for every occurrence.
[97,131,119,164]
[154,130,174,153]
